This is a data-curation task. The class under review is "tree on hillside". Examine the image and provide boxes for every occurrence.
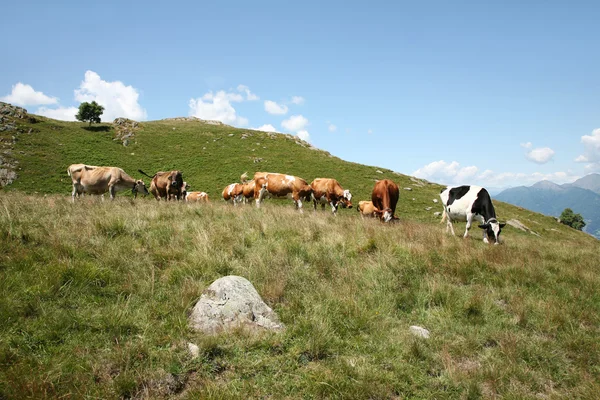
[559,208,586,231]
[75,101,104,126]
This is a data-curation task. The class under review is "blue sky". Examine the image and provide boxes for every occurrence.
[2,0,599,189]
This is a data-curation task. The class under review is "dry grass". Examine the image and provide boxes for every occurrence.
[0,193,599,399]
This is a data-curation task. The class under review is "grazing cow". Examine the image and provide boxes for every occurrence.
[310,178,353,214]
[139,170,184,201]
[222,183,244,205]
[68,164,148,202]
[240,172,256,204]
[185,191,209,203]
[253,172,312,212]
[439,185,506,244]
[357,200,380,218]
[371,179,400,222]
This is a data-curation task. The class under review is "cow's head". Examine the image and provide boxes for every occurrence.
[374,207,395,223]
[133,180,149,197]
[478,218,506,244]
[340,189,353,208]
[169,171,184,188]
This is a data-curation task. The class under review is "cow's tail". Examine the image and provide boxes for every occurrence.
[138,169,155,179]
[240,172,249,183]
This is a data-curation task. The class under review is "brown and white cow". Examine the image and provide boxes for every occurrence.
[371,179,400,222]
[185,191,209,203]
[68,164,148,202]
[310,178,352,214]
[222,183,244,205]
[357,200,380,218]
[253,172,313,212]
[140,170,184,201]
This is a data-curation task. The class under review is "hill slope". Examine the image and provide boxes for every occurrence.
[1,103,599,398]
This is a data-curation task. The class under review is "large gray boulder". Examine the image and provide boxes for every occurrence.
[189,276,285,335]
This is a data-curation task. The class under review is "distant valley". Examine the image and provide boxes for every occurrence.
[496,174,600,238]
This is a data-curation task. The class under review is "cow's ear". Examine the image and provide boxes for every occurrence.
[499,223,507,228]
[478,224,489,229]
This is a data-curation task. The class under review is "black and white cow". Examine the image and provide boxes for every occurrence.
[439,185,506,244]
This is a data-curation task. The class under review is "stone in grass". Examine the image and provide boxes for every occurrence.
[409,325,430,339]
[189,275,285,335]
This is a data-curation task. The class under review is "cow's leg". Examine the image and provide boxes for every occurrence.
[109,185,116,200]
[445,210,455,235]
[330,201,337,215]
[72,184,77,203]
[256,186,267,208]
[464,213,473,238]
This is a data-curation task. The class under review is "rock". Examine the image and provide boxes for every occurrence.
[0,168,17,186]
[434,212,442,217]
[189,275,285,335]
[409,325,430,339]
[433,199,438,203]
[376,170,383,174]
[0,102,28,119]
[425,207,432,211]
[506,219,528,231]
[404,187,412,191]
[122,139,129,147]
[187,342,200,358]
[228,133,234,137]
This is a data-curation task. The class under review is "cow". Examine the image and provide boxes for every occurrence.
[439,185,506,244]
[67,164,148,202]
[222,183,244,205]
[253,172,313,212]
[357,200,380,218]
[371,179,399,222]
[185,191,209,203]
[240,172,256,204]
[139,170,184,201]
[310,178,352,214]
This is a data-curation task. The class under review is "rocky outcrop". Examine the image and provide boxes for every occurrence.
[0,102,28,187]
[189,275,285,335]
[160,116,225,125]
[113,118,140,147]
[0,102,28,119]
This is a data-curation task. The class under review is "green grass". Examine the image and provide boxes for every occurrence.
[1,110,599,398]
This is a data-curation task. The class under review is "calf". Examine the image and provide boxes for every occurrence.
[357,200,380,218]
[371,179,399,222]
[310,178,352,214]
[253,172,312,212]
[186,191,209,203]
[240,173,256,204]
[139,170,184,201]
[439,185,506,244]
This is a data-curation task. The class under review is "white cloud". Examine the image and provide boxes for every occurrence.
[35,106,78,121]
[520,142,532,149]
[237,85,259,101]
[327,122,337,132]
[264,100,288,115]
[575,129,600,171]
[413,160,478,185]
[297,130,310,142]
[189,88,249,126]
[73,70,147,121]
[525,147,555,164]
[254,124,278,132]
[281,114,308,132]
[1,83,58,106]
[413,159,579,187]
[291,96,304,105]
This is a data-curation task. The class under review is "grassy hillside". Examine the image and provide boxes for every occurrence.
[0,194,599,399]
[1,106,599,398]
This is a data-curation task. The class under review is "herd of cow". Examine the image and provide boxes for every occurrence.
[66,164,506,244]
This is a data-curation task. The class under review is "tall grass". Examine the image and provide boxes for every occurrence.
[0,193,598,399]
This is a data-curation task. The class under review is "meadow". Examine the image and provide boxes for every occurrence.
[1,110,599,398]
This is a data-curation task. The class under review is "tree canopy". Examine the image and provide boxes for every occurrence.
[559,208,586,231]
[75,101,104,126]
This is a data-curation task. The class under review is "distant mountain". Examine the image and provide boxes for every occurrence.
[564,173,600,194]
[496,176,600,238]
